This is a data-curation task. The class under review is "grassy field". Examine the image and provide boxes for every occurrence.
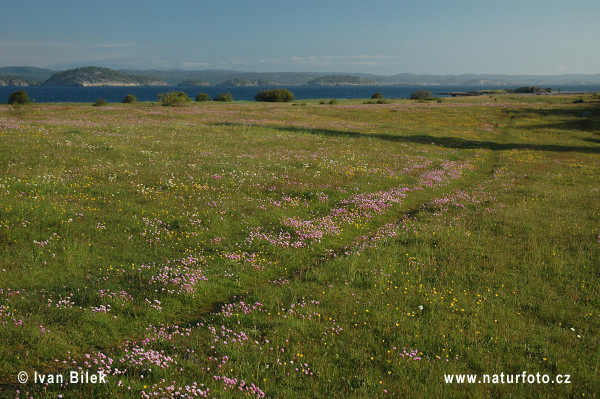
[0,94,599,398]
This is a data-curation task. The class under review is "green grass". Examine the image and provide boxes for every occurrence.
[0,94,599,398]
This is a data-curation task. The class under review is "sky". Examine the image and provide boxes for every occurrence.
[1,0,599,75]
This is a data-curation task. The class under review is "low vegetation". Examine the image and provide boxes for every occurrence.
[410,90,433,100]
[122,94,137,104]
[158,90,191,106]
[254,89,295,102]
[512,86,553,94]
[0,94,598,398]
[195,93,210,102]
[7,89,30,105]
[213,92,233,102]
[92,98,107,106]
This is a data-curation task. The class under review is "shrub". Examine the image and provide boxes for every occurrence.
[319,99,339,105]
[213,92,233,102]
[8,90,30,105]
[371,92,383,99]
[255,89,295,102]
[195,93,210,102]
[363,99,389,104]
[514,86,544,94]
[158,91,191,106]
[410,90,433,100]
[93,98,107,107]
[122,94,137,103]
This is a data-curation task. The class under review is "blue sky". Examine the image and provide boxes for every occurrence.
[1,0,599,74]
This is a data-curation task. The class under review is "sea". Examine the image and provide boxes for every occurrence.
[2,85,600,103]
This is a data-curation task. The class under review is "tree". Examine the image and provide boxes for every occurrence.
[93,98,107,106]
[255,89,295,102]
[158,91,190,106]
[195,93,210,102]
[213,92,233,102]
[410,90,433,100]
[8,90,30,105]
[122,94,137,103]
[371,92,383,99]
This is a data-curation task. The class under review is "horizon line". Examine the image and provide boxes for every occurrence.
[1,65,600,77]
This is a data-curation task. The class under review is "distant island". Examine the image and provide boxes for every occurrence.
[0,66,54,84]
[306,75,377,86]
[440,87,554,97]
[2,65,600,87]
[177,79,210,86]
[217,78,279,86]
[0,77,32,86]
[42,66,167,87]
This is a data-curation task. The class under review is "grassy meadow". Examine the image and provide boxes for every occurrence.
[0,94,599,398]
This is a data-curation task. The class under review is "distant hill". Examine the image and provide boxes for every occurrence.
[43,66,167,86]
[218,78,254,86]
[385,73,600,86]
[306,75,377,86]
[0,77,31,86]
[0,66,55,83]
[177,79,210,86]
[217,78,280,86]
[120,69,326,85]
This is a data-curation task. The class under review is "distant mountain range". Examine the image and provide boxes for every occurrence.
[1,66,600,87]
[306,75,377,86]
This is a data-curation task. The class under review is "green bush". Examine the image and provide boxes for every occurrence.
[213,92,233,102]
[371,92,383,99]
[195,93,210,102]
[319,99,339,105]
[410,90,433,100]
[7,90,30,105]
[158,91,191,106]
[254,89,295,102]
[513,86,546,94]
[363,99,389,104]
[122,94,137,103]
[93,98,107,107]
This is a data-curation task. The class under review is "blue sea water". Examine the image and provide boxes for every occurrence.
[1,85,600,103]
